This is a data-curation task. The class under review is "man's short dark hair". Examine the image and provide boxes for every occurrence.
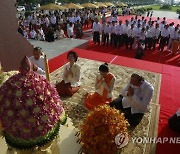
[67,51,78,62]
[131,73,144,83]
[33,47,42,54]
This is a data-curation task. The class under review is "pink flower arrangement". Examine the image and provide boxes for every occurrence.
[0,71,63,140]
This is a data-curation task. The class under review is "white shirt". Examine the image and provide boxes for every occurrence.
[104,25,111,34]
[93,22,101,32]
[69,17,75,23]
[121,80,154,114]
[30,30,37,39]
[23,30,29,39]
[174,30,180,40]
[161,28,170,37]
[153,28,160,38]
[139,31,146,40]
[45,17,50,27]
[134,27,141,37]
[29,56,46,78]
[123,25,129,34]
[169,26,175,34]
[160,24,165,31]
[127,28,135,38]
[50,16,56,24]
[116,24,123,35]
[67,25,74,37]
[62,63,81,87]
[110,25,116,34]
[75,16,81,22]
[146,29,153,38]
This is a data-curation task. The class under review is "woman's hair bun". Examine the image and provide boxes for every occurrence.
[104,63,108,66]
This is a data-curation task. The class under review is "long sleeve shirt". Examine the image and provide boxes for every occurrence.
[121,80,154,114]
[104,25,111,34]
[116,25,123,35]
[152,28,160,38]
[110,25,116,34]
[123,25,129,35]
[127,28,135,38]
[134,27,142,37]
[92,22,101,32]
[161,28,170,37]
[62,63,81,87]
[29,56,46,78]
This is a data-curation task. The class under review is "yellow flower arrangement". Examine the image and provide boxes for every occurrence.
[81,105,129,154]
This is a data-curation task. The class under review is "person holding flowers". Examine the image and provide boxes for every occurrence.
[85,63,115,110]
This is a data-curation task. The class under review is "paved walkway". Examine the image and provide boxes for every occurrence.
[29,38,87,60]
[146,10,179,19]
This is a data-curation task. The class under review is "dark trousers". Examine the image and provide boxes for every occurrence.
[152,38,158,50]
[127,37,134,49]
[110,33,117,47]
[168,114,180,133]
[159,36,169,51]
[93,31,100,45]
[109,96,144,127]
[145,37,153,49]
[117,34,123,48]
[122,34,128,48]
[104,33,109,46]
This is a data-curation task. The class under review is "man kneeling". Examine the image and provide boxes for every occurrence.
[110,73,154,127]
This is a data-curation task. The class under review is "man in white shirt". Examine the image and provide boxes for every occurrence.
[45,15,50,28]
[110,21,117,48]
[103,22,111,46]
[152,23,161,50]
[168,108,180,132]
[127,24,135,49]
[30,29,37,39]
[168,26,179,51]
[50,14,56,29]
[92,18,101,45]
[29,47,46,78]
[145,24,154,49]
[122,20,130,48]
[116,20,123,48]
[159,25,170,51]
[110,73,154,127]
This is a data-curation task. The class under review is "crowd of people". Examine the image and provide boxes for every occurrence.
[17,7,113,41]
[92,15,180,55]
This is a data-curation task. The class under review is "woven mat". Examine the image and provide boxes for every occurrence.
[50,58,161,154]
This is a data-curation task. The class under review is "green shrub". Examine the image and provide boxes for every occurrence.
[147,7,153,11]
[160,4,172,10]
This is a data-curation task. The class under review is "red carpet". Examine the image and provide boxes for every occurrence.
[49,48,180,154]
[87,40,180,67]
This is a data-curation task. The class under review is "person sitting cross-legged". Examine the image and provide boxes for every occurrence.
[110,73,154,127]
[56,51,81,97]
[85,63,115,110]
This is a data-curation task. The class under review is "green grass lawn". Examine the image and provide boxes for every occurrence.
[144,5,180,12]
